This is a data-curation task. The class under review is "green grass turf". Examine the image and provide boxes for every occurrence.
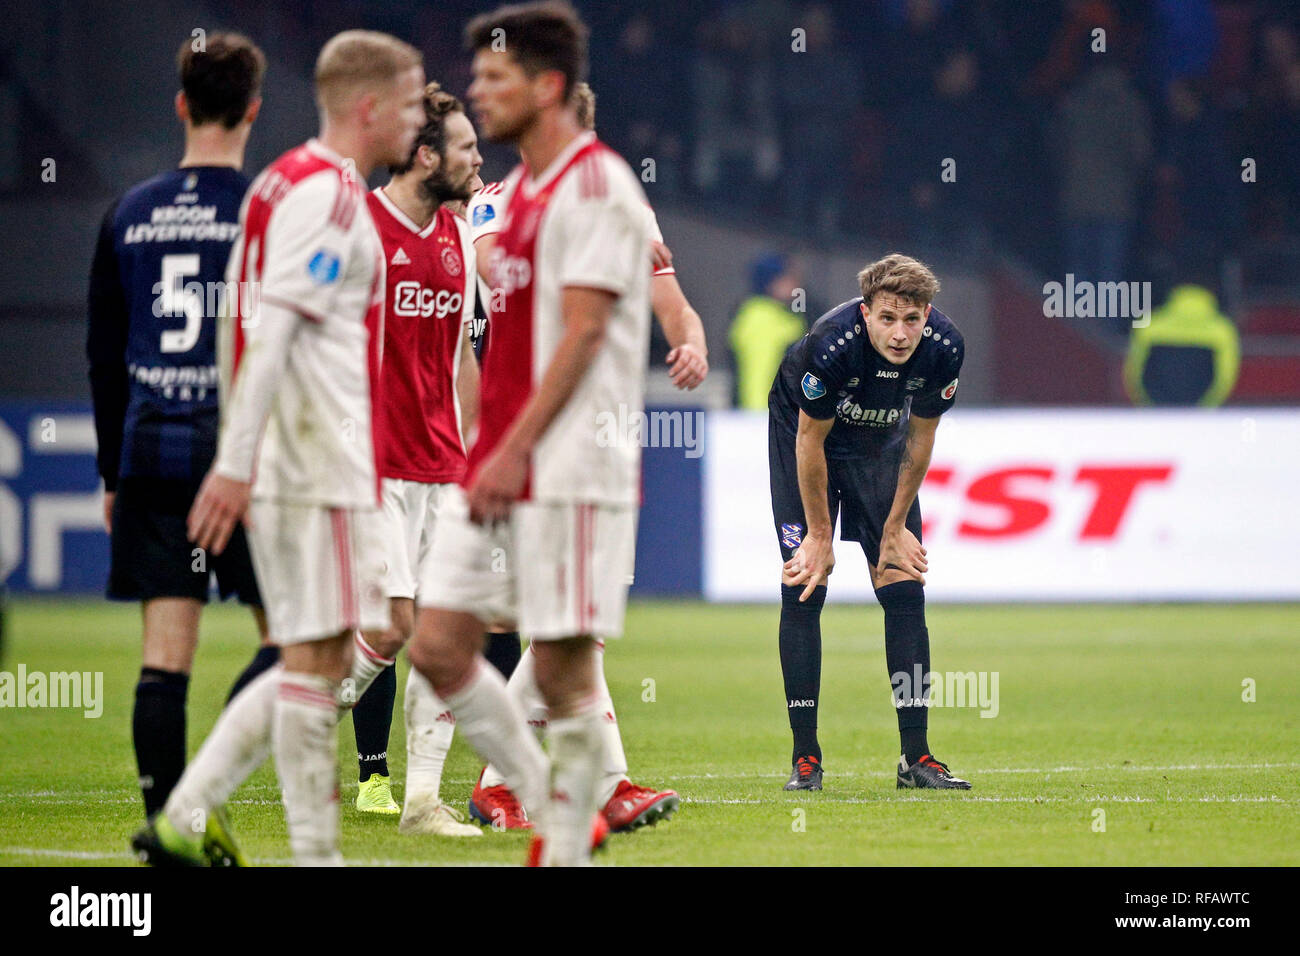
[0,598,1297,866]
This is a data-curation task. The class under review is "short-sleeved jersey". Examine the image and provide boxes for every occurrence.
[466,179,667,368]
[367,188,474,485]
[467,180,508,242]
[87,166,247,489]
[471,132,652,505]
[215,139,385,506]
[469,180,672,276]
[770,297,964,459]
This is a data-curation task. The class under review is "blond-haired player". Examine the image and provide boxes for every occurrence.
[133,30,426,867]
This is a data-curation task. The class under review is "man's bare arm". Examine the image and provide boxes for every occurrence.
[474,234,497,283]
[465,286,613,521]
[650,271,708,389]
[504,285,610,453]
[877,413,938,580]
[456,325,479,449]
[785,410,836,600]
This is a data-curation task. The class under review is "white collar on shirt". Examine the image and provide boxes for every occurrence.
[304,138,350,169]
[521,130,597,196]
[373,185,439,238]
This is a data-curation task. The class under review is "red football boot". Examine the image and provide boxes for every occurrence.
[526,813,610,867]
[601,779,681,832]
[468,769,533,830]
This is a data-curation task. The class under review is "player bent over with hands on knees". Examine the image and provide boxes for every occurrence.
[132,30,427,866]
[769,254,972,792]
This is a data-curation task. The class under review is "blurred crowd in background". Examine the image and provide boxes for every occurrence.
[5,0,1300,408]
[23,0,1294,285]
[593,0,1298,293]
[201,0,1300,285]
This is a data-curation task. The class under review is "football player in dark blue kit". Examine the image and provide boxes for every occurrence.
[86,34,277,837]
[768,254,972,791]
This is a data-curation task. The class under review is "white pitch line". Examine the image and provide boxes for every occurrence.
[0,846,133,860]
[1,762,1295,805]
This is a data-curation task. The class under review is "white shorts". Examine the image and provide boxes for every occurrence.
[246,499,389,646]
[418,486,636,641]
[379,478,457,600]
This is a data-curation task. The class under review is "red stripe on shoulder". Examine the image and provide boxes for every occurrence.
[577,155,609,200]
[329,180,358,230]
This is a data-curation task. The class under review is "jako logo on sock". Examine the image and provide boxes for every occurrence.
[890,667,1000,718]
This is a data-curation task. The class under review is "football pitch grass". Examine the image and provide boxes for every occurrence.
[1,598,1297,867]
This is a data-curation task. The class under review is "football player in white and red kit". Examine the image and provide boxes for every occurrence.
[343,82,483,836]
[132,31,426,867]
[405,1,652,865]
[461,80,705,833]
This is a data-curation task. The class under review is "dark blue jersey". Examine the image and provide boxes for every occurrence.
[769,297,964,459]
[87,166,247,490]
[468,276,489,360]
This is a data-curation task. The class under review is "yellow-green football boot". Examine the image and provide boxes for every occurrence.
[131,813,207,867]
[356,773,401,815]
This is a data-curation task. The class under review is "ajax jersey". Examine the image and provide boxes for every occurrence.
[367,188,475,485]
[470,132,652,506]
[216,139,385,507]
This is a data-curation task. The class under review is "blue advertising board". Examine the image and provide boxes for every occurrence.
[0,401,705,597]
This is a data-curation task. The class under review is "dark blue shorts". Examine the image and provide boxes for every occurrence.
[108,477,262,605]
[768,416,922,570]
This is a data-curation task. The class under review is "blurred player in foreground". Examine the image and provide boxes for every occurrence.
[344,81,483,835]
[132,30,426,866]
[771,254,972,791]
[87,33,277,824]
[405,0,652,865]
[462,80,704,832]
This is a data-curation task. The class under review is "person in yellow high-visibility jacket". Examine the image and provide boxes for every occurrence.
[730,254,807,410]
[1125,284,1240,406]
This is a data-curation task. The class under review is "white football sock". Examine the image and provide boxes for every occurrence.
[163,664,278,838]
[441,657,547,812]
[481,643,547,789]
[274,671,343,867]
[403,667,455,803]
[543,697,603,867]
[343,631,394,710]
[594,648,630,806]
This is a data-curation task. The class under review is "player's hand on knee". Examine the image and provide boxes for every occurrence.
[877,525,927,582]
[784,532,834,601]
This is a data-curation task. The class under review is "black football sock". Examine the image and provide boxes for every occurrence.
[780,583,826,763]
[876,580,931,765]
[132,668,189,817]
[484,630,522,680]
[352,663,395,781]
[225,645,280,705]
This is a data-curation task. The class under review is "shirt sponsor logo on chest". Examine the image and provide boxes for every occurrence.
[489,248,533,297]
[837,399,902,426]
[394,280,462,319]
